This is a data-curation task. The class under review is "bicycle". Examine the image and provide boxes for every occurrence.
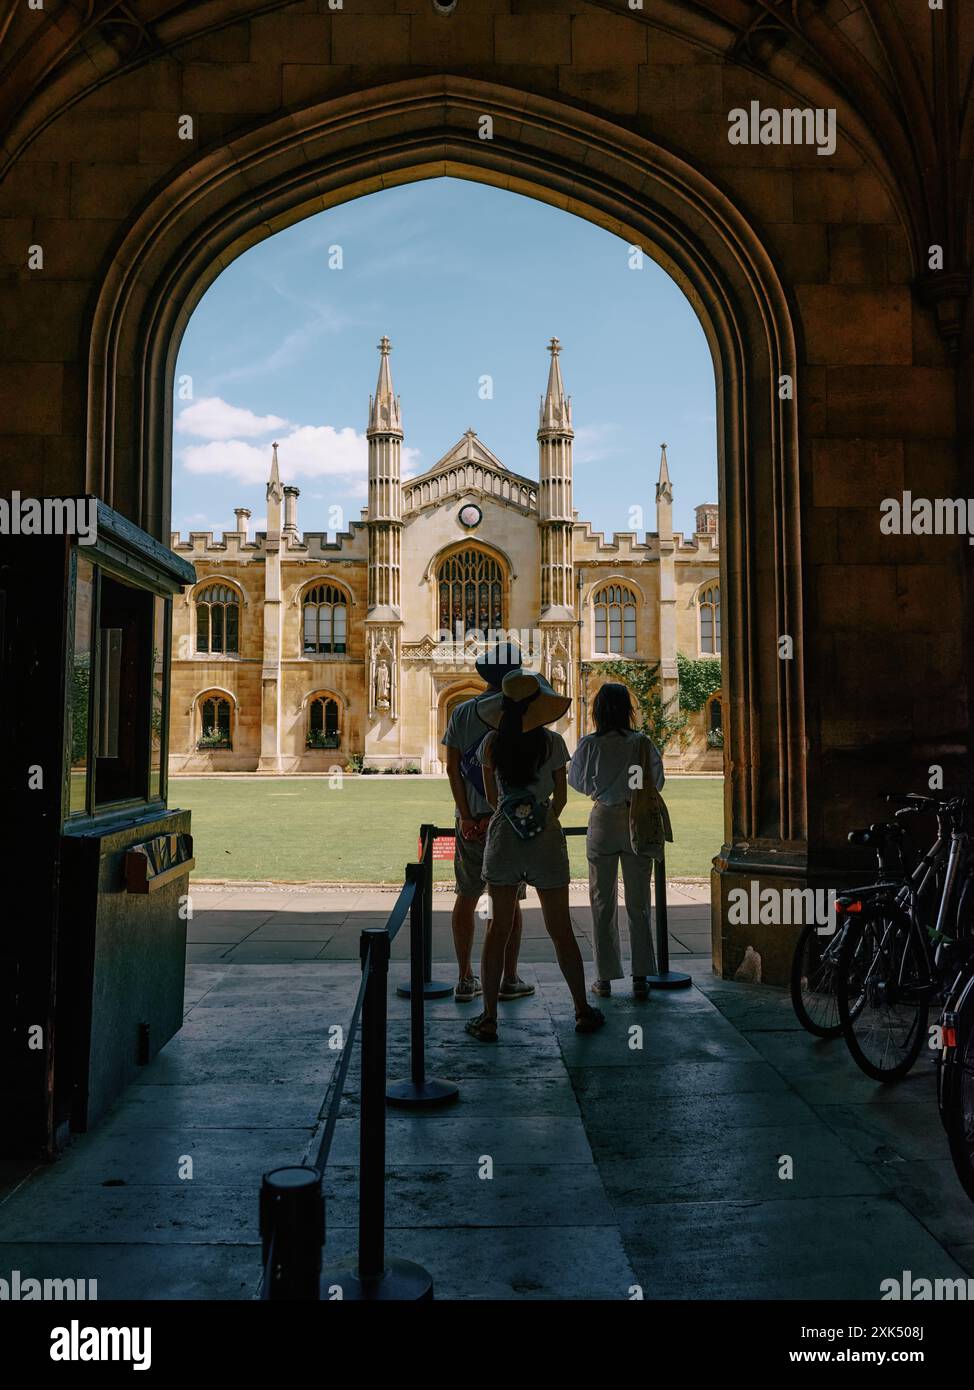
[836,794,974,1083]
[790,812,917,1039]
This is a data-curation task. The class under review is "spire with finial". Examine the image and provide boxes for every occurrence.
[368,334,402,436]
[656,442,673,503]
[267,441,283,501]
[538,336,573,436]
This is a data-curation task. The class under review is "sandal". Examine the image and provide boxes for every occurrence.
[575,1006,606,1034]
[591,979,612,998]
[465,1012,498,1043]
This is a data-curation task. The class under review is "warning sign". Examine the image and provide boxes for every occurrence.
[419,834,455,861]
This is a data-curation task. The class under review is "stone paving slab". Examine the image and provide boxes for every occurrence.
[620,1195,967,1301]
[0,1243,258,1301]
[324,1163,616,1228]
[329,1114,594,1167]
[316,1226,635,1301]
[595,1127,885,1204]
[2,888,972,1302]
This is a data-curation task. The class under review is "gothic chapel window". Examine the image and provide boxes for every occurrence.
[437,550,504,640]
[699,584,721,655]
[196,584,240,654]
[303,584,348,655]
[593,583,637,655]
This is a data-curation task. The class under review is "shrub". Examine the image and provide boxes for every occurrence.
[346,752,365,773]
[676,652,722,712]
[579,658,686,751]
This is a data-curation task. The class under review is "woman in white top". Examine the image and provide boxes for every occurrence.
[568,683,665,1000]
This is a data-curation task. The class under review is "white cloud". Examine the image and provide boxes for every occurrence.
[175,397,287,440]
[179,420,422,487]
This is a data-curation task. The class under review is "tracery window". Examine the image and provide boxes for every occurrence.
[437,549,504,640]
[699,584,721,655]
[308,694,340,749]
[303,584,348,655]
[593,583,637,655]
[198,694,232,750]
[196,584,240,654]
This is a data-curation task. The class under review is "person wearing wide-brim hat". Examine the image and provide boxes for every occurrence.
[464,670,606,1042]
[441,642,533,1007]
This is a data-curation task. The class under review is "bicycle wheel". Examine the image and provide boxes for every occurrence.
[944,978,974,1200]
[790,920,845,1037]
[837,904,929,1082]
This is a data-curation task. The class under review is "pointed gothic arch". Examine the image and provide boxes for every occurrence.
[82,72,806,969]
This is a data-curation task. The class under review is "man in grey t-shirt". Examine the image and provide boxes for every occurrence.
[441,643,532,1003]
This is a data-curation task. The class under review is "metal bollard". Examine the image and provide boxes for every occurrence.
[259,1165,324,1300]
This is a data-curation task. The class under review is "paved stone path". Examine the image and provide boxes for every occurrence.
[1,884,972,1299]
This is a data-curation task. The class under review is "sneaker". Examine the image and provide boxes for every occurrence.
[591,979,612,998]
[455,975,482,1003]
[499,976,536,1000]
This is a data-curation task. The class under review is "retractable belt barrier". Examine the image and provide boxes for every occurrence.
[258,817,688,1300]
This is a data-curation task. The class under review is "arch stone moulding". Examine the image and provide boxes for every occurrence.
[85,74,805,974]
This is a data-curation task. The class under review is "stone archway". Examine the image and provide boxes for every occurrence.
[84,73,805,974]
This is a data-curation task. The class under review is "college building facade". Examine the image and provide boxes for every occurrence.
[169,337,722,775]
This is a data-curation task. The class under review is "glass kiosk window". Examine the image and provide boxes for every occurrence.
[94,573,152,805]
[66,555,172,820]
[69,557,94,815]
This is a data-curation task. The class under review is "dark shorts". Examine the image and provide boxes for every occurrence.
[454,816,527,900]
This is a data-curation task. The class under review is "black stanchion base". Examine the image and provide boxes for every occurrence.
[320,1258,434,1301]
[647,970,693,989]
[386,1076,460,1108]
[395,978,454,999]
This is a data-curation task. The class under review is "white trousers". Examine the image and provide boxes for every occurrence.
[586,801,658,980]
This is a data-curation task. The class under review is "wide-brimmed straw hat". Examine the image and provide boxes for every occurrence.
[477,671,571,732]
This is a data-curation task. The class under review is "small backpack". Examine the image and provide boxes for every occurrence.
[499,789,549,841]
[458,729,491,798]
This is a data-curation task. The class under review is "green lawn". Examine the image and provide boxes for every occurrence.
[172,776,724,883]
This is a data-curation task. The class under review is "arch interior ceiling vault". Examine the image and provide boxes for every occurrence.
[1,0,972,992]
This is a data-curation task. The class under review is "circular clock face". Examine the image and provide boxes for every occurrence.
[458,503,482,529]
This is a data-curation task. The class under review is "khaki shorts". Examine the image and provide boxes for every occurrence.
[482,810,571,892]
[454,816,527,901]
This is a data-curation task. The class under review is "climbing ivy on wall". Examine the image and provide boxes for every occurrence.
[676,652,722,712]
[580,659,687,751]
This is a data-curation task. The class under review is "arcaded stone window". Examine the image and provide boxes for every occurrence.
[699,584,721,655]
[198,694,232,750]
[437,548,504,639]
[308,694,341,749]
[195,583,240,654]
[593,583,637,655]
[303,584,348,655]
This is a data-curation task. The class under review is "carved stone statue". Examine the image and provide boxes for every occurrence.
[375,659,390,708]
[551,660,566,695]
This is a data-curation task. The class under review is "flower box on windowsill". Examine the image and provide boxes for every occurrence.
[306,735,340,750]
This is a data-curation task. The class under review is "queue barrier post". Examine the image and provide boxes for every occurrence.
[647,852,691,990]
[388,864,460,1109]
[320,927,434,1300]
[396,822,453,999]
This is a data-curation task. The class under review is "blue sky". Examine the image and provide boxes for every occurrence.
[172,177,717,541]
